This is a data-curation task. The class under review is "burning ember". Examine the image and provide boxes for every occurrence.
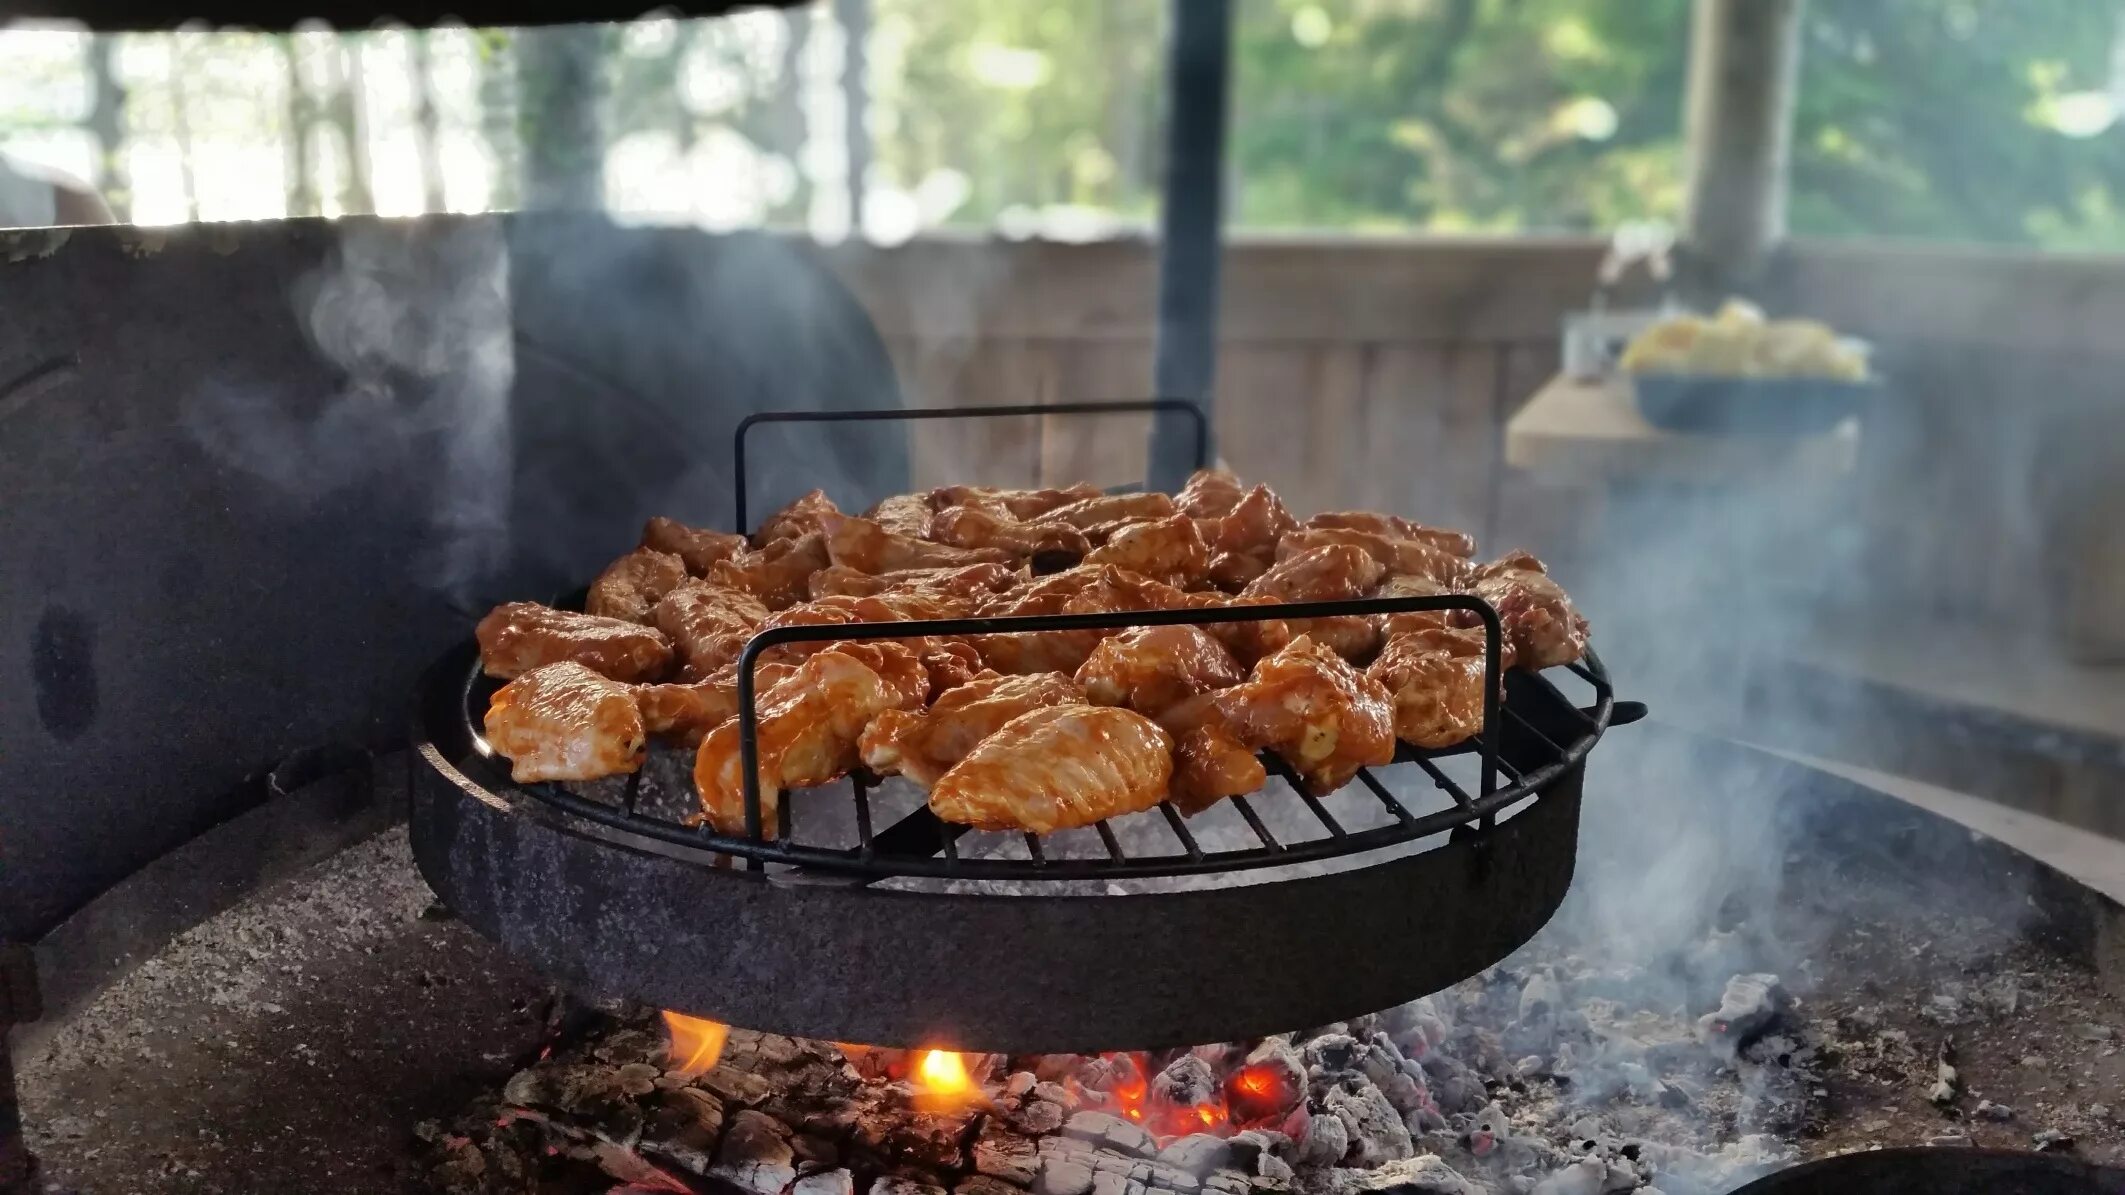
[659,1010,730,1076]
[912,1049,977,1110]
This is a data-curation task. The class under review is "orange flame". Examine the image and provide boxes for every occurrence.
[660,1010,730,1076]
[910,1048,984,1111]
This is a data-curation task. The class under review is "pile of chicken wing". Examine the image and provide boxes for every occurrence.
[474,472,1589,837]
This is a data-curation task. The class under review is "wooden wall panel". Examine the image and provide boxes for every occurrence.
[883,336,1052,489]
[1041,341,1156,488]
[1363,346,1501,537]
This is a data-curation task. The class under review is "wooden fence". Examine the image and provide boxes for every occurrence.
[822,234,2125,632]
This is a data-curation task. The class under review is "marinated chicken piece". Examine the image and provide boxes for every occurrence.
[930,483,1103,520]
[975,566,1191,675]
[756,489,840,544]
[929,505,1092,560]
[865,492,936,540]
[1174,468,1245,519]
[1374,573,1460,637]
[1241,542,1389,662]
[1210,635,1395,795]
[1170,724,1268,815]
[641,516,748,576]
[484,662,647,782]
[477,602,676,683]
[1277,527,1470,588]
[1305,511,1477,559]
[918,639,988,699]
[822,512,1015,574]
[693,641,928,835]
[1469,550,1589,669]
[1202,484,1296,557]
[1206,549,1273,593]
[749,590,973,668]
[652,581,772,679]
[1244,543,1387,603]
[929,705,1175,833]
[807,561,1025,601]
[1175,591,1294,668]
[708,532,831,610]
[1082,514,1211,587]
[859,671,1086,788]
[1368,626,1506,750]
[1075,624,1242,716]
[1032,491,1177,531]
[634,660,800,746]
[585,547,693,625]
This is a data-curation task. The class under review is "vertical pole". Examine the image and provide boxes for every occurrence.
[0,946,41,1195]
[1680,0,1805,303]
[835,0,871,236]
[1148,0,1233,489]
[518,25,607,211]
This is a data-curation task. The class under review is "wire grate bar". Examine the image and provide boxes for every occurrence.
[1264,756,1346,838]
[777,791,792,842]
[1095,821,1125,861]
[1024,833,1046,864]
[1228,796,1284,852]
[1159,803,1204,859]
[1412,755,1478,809]
[1503,707,1566,756]
[942,821,959,867]
[1356,770,1418,826]
[621,769,642,817]
[853,779,874,859]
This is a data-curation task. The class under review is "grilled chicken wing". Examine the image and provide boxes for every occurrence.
[641,516,748,576]
[859,671,1086,788]
[807,561,1024,601]
[929,505,1092,560]
[1083,514,1211,587]
[1075,624,1242,716]
[756,489,840,544]
[693,641,927,835]
[586,547,693,624]
[1206,550,1274,593]
[974,565,1191,674]
[1032,491,1177,531]
[634,660,800,746]
[930,483,1103,520]
[1202,484,1296,557]
[477,602,676,682]
[1305,511,1477,559]
[652,582,772,679]
[1170,724,1268,815]
[1374,573,1460,637]
[1174,468,1245,519]
[1175,591,1294,668]
[864,493,936,540]
[1469,550,1589,669]
[1277,527,1470,588]
[1368,626,1504,750]
[1210,635,1396,795]
[928,705,1174,833]
[708,532,831,610]
[1241,543,1389,661]
[822,512,1015,574]
[485,662,647,781]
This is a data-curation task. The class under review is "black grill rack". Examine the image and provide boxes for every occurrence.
[449,399,1630,885]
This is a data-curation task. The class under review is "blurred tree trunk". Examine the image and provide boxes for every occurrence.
[834,0,869,232]
[84,35,128,220]
[477,29,521,211]
[412,30,447,212]
[1680,0,1804,301]
[327,34,375,214]
[282,36,317,218]
[770,7,810,223]
[169,38,199,221]
[517,24,607,211]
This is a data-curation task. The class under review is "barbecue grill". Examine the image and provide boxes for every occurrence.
[411,402,1643,1052]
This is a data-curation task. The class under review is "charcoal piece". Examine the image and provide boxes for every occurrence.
[1298,1111,1349,1168]
[2034,1129,2077,1153]
[1037,1158,1098,1195]
[1335,1156,1480,1195]
[1154,1054,1220,1109]
[876,1177,950,1195]
[1323,1083,1413,1168]
[796,1170,858,1195]
[976,1132,1041,1185]
[886,1112,974,1171]
[1302,1035,1363,1077]
[1033,1081,1078,1109]
[1063,1111,1158,1159]
[961,1177,1030,1195]
[1695,974,1793,1062]
[1006,1072,1040,1099]
[712,1108,798,1195]
[1158,1135,1233,1177]
[697,1064,776,1106]
[1012,1099,1067,1135]
[793,1131,840,1167]
[640,1086,727,1176]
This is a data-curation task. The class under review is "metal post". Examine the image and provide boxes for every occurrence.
[835,0,872,235]
[1679,0,1805,303]
[1148,0,1234,492]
